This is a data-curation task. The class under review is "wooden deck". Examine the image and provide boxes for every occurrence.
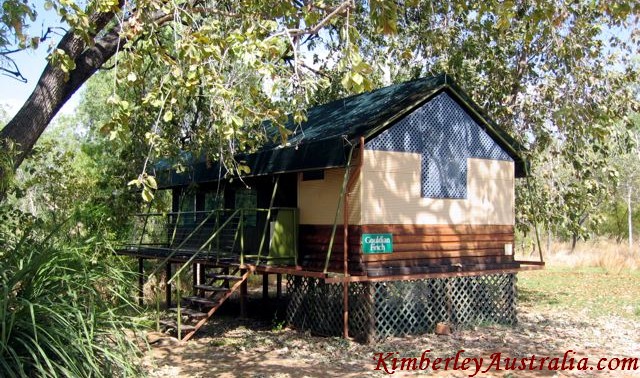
[118,245,542,341]
[117,245,543,281]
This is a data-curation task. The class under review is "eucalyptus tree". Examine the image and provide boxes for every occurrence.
[0,0,387,192]
[612,116,640,251]
[350,1,639,250]
[1,1,639,244]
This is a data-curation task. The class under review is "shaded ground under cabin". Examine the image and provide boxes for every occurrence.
[117,73,543,342]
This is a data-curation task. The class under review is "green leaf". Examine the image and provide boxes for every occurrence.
[341,73,351,89]
[142,187,154,202]
[231,115,244,127]
[163,111,173,123]
[145,175,158,190]
[352,72,364,86]
[106,94,120,105]
[127,179,140,187]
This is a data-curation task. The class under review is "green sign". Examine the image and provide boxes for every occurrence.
[362,233,393,254]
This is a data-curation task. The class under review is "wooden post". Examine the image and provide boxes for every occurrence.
[223,267,230,288]
[276,273,282,299]
[343,173,350,339]
[199,264,206,287]
[240,268,248,318]
[176,268,182,341]
[341,137,364,339]
[343,279,349,339]
[262,273,269,300]
[192,263,198,296]
[240,210,245,265]
[165,262,172,308]
[138,258,144,306]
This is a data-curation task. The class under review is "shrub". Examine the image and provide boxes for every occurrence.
[0,207,143,377]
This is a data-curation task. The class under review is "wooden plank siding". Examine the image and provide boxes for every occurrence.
[298,224,517,276]
[296,148,518,277]
[298,225,365,274]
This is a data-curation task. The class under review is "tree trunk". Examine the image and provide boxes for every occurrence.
[628,187,633,253]
[0,4,180,190]
[570,212,589,254]
[0,26,121,171]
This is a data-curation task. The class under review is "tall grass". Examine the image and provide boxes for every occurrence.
[0,208,143,377]
[517,238,640,273]
[547,239,639,273]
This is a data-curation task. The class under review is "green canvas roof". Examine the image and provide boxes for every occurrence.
[158,73,528,188]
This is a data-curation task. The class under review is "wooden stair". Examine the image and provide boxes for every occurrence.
[204,274,243,281]
[159,264,254,341]
[169,307,208,320]
[181,296,219,307]
[159,319,196,336]
[192,285,231,293]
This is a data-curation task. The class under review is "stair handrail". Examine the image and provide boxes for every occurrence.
[239,209,245,266]
[167,209,242,284]
[131,202,153,248]
[171,208,244,340]
[146,209,222,278]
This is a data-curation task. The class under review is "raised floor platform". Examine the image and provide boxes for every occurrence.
[117,245,544,282]
[118,245,543,341]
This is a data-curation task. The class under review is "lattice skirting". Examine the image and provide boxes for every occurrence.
[286,273,517,342]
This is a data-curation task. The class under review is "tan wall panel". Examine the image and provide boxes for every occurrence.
[361,150,421,173]
[362,150,514,225]
[468,157,514,181]
[347,172,362,225]
[298,168,362,225]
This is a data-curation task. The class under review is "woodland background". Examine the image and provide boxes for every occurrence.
[0,1,638,376]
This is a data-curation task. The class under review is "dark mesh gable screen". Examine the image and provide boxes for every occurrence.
[366,92,512,199]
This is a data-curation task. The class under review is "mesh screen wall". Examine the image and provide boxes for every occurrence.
[366,93,512,198]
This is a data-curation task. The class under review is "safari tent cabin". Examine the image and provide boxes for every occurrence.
[121,74,539,341]
[153,74,528,276]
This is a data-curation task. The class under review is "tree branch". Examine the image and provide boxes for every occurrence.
[0,57,27,82]
[190,7,243,18]
[299,61,331,79]
[287,0,352,37]
[0,47,25,56]
[41,26,69,40]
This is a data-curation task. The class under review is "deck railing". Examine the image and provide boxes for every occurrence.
[123,206,297,340]
[125,207,297,266]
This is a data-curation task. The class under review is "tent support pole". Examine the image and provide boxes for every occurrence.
[324,144,355,274]
[257,176,280,266]
[342,137,365,338]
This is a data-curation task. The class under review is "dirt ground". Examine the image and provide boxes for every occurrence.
[142,272,640,377]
